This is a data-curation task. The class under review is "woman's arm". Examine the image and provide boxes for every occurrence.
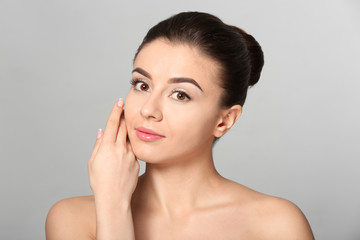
[94,198,135,240]
[88,98,139,240]
[46,99,139,239]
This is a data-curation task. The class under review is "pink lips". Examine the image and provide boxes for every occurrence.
[135,127,165,142]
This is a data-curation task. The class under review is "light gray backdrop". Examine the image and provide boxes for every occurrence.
[1,0,359,239]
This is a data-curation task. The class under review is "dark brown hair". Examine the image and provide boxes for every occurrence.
[134,11,264,107]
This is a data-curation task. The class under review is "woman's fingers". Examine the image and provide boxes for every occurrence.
[116,112,127,145]
[102,98,124,143]
[88,129,103,165]
[87,98,139,205]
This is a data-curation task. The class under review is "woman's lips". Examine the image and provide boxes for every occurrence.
[135,127,165,142]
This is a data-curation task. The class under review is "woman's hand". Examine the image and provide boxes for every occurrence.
[88,99,138,239]
[88,98,140,207]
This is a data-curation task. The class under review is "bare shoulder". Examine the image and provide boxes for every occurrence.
[252,195,314,239]
[45,195,96,240]
[223,180,314,239]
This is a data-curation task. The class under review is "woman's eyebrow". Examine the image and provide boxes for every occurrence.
[168,78,203,92]
[132,67,152,79]
[132,67,203,92]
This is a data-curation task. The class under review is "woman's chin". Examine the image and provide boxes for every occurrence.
[134,154,164,165]
[129,135,165,159]
[131,144,161,163]
[132,146,179,165]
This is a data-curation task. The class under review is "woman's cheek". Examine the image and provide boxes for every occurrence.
[172,107,208,136]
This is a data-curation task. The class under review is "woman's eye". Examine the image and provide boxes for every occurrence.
[170,91,191,101]
[132,80,150,92]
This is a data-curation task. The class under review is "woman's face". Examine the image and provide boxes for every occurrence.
[124,38,225,164]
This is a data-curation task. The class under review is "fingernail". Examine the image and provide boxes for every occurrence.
[96,129,102,139]
[117,98,124,107]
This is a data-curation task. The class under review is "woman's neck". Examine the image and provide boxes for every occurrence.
[132,148,223,218]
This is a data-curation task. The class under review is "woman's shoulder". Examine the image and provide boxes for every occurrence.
[45,195,96,240]
[222,179,314,239]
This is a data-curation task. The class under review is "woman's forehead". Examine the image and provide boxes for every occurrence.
[133,39,222,89]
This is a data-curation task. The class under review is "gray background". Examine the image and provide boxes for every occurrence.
[1,0,359,239]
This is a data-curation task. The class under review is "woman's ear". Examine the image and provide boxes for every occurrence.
[213,105,242,138]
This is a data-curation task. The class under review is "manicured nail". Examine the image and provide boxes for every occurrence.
[117,98,124,107]
[96,129,102,139]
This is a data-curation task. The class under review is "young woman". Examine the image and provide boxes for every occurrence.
[46,12,314,239]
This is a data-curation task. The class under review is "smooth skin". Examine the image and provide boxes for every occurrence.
[46,39,314,240]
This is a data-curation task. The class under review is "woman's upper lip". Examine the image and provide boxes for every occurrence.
[136,127,165,137]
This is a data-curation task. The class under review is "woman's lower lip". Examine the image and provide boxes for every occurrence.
[136,130,164,142]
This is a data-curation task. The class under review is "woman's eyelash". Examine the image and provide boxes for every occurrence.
[130,79,150,91]
[130,79,191,101]
[171,89,191,100]
[130,79,144,86]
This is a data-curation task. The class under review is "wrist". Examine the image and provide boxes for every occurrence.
[94,195,131,211]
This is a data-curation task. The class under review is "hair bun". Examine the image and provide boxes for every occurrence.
[230,26,264,87]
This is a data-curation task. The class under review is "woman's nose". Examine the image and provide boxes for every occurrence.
[140,92,163,121]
